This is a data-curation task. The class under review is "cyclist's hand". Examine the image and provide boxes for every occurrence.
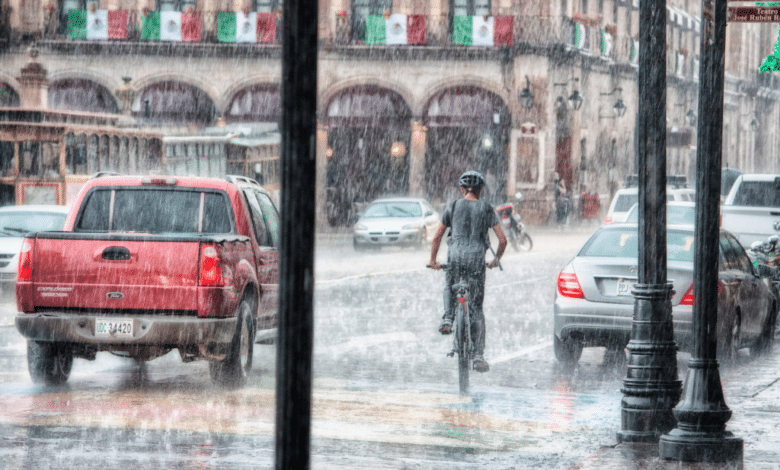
[428,261,442,270]
[487,259,500,269]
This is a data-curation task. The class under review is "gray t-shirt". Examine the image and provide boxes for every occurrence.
[441,199,498,254]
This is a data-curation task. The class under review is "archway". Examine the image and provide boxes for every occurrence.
[0,82,20,107]
[132,81,215,125]
[423,86,510,205]
[225,84,281,123]
[49,78,119,114]
[324,85,412,226]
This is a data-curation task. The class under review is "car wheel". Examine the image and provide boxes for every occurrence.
[28,341,73,385]
[211,298,255,388]
[751,303,776,356]
[720,313,741,364]
[554,334,583,365]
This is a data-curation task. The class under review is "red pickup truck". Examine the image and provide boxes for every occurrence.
[15,175,279,387]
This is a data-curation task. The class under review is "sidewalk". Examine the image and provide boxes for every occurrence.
[575,348,780,470]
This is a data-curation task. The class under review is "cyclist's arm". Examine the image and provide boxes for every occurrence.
[487,223,507,269]
[428,223,448,270]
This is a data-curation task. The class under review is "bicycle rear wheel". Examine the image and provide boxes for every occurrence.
[456,301,470,395]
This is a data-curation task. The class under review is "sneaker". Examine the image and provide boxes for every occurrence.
[438,318,453,335]
[472,355,489,373]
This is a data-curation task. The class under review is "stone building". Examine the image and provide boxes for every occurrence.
[0,0,778,225]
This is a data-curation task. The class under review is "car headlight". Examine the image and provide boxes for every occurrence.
[402,223,421,230]
[354,223,368,231]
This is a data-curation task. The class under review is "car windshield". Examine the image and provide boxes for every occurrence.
[363,201,421,218]
[626,204,696,225]
[613,194,638,212]
[731,181,780,207]
[579,228,695,262]
[0,211,66,236]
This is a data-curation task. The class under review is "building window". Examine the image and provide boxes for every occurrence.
[452,0,491,16]
[253,0,281,12]
[351,0,392,42]
[158,0,196,11]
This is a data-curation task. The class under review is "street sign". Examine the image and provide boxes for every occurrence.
[728,6,780,22]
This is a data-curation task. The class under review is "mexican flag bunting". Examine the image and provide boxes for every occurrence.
[141,11,201,41]
[573,23,587,50]
[366,14,426,45]
[67,9,127,39]
[600,30,612,57]
[217,12,277,43]
[629,38,639,65]
[453,16,513,46]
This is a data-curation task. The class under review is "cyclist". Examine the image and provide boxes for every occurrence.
[428,170,507,373]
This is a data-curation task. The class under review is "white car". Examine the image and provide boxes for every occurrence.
[605,186,695,224]
[353,197,439,250]
[0,205,69,284]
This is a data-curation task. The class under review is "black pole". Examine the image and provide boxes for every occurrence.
[275,0,317,468]
[617,0,682,442]
[659,0,743,461]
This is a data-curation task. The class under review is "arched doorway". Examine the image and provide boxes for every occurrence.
[0,83,20,107]
[324,85,412,226]
[132,81,215,125]
[423,86,510,205]
[49,78,119,114]
[225,84,281,123]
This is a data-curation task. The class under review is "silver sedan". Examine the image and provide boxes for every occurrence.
[553,223,777,364]
[353,197,439,250]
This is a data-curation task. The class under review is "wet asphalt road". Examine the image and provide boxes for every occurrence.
[0,225,769,469]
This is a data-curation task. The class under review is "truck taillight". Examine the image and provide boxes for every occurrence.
[18,240,33,282]
[199,245,224,286]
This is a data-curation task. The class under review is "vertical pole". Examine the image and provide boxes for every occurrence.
[659,0,743,461]
[617,0,682,442]
[275,0,317,469]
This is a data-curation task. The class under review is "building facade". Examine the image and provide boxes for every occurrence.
[0,0,778,224]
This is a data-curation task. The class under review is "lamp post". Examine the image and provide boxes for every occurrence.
[616,0,682,443]
[554,78,584,111]
[518,75,534,109]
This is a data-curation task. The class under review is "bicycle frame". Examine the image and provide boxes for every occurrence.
[450,279,472,395]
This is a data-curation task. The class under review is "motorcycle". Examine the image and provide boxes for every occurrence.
[495,192,533,252]
[749,235,780,302]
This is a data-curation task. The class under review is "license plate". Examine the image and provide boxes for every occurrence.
[616,279,633,296]
[95,319,133,338]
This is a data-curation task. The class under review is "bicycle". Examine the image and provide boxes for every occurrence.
[429,262,493,395]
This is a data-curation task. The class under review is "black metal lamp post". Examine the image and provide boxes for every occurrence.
[616,0,682,443]
[659,0,743,461]
[519,75,534,109]
[554,78,583,111]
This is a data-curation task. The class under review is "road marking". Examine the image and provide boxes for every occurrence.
[492,340,552,365]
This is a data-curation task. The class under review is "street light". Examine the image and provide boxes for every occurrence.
[554,77,583,111]
[518,75,534,109]
[599,87,627,119]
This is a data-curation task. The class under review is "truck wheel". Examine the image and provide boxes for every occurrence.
[28,341,73,385]
[211,299,255,388]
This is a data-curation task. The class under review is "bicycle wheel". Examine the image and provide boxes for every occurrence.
[456,301,470,395]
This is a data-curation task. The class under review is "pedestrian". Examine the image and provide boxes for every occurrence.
[428,170,507,373]
[555,179,570,229]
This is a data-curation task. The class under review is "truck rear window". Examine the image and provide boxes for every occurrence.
[731,181,780,208]
[75,188,233,234]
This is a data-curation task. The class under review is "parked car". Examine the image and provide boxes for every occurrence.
[624,201,696,225]
[605,186,695,224]
[0,205,69,288]
[554,223,777,364]
[353,197,439,250]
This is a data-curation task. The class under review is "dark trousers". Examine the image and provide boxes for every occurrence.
[443,251,486,356]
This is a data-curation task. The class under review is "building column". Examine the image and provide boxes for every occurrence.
[17,49,48,108]
[409,120,426,197]
[316,121,329,229]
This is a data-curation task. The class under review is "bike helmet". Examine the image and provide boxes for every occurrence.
[458,170,486,190]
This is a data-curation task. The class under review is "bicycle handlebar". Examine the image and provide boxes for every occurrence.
[427,263,492,270]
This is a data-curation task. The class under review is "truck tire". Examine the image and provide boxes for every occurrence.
[210,299,255,388]
[28,341,73,385]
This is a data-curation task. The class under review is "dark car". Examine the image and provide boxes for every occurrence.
[553,224,777,364]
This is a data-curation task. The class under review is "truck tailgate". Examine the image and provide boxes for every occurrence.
[30,235,200,311]
[721,206,780,246]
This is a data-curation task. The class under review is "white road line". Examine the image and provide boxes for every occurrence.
[492,340,552,364]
